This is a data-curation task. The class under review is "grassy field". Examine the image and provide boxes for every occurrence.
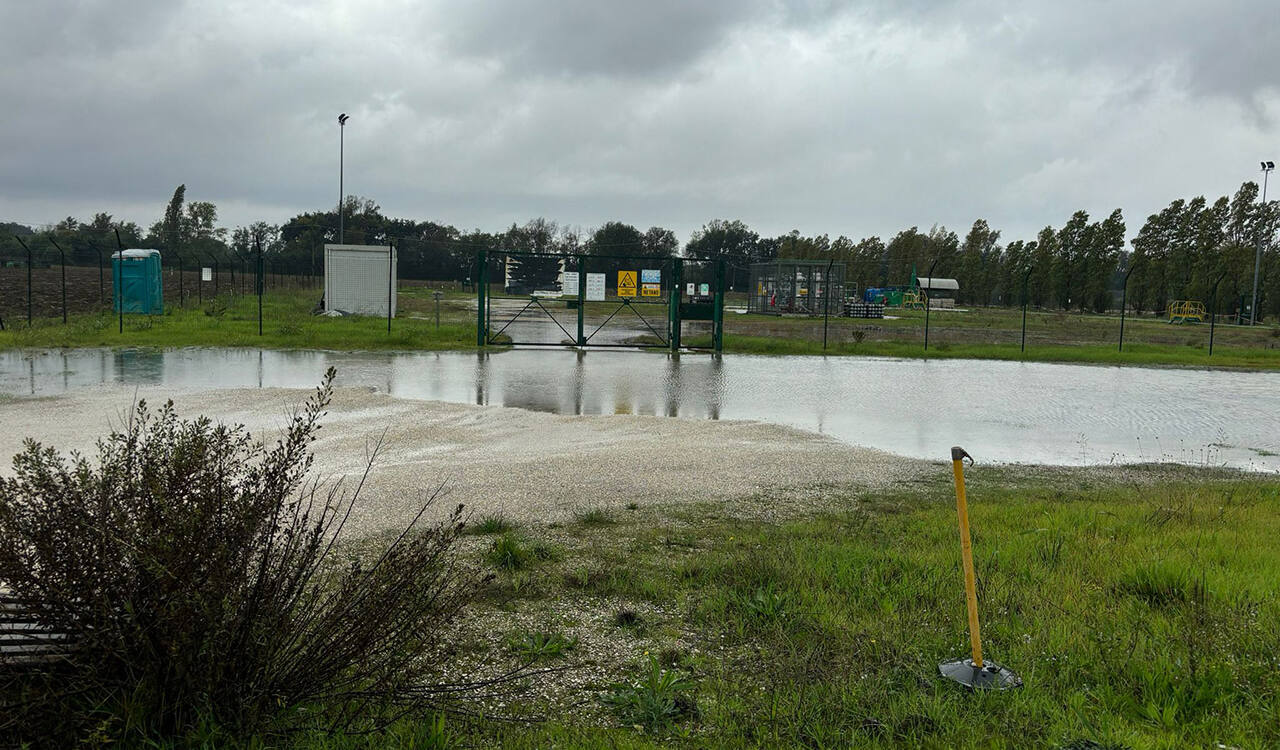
[710,303,1280,368]
[3,282,1280,370]
[0,284,478,351]
[273,467,1280,749]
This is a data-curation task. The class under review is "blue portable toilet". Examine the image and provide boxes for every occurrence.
[113,249,164,314]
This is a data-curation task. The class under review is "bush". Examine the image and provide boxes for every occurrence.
[0,368,487,745]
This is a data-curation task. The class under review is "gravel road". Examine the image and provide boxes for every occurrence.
[0,386,932,536]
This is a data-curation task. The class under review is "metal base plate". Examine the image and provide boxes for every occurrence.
[938,658,1022,690]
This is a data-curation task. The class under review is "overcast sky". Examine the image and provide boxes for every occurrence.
[2,0,1277,245]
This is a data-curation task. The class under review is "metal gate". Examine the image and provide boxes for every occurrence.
[476,251,724,351]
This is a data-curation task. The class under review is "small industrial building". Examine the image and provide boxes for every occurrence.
[113,249,164,314]
[917,277,959,308]
[324,244,397,316]
[749,259,847,315]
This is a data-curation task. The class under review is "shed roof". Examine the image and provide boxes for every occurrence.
[917,277,959,290]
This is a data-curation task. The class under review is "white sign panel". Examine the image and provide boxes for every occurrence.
[562,271,579,296]
[201,267,212,282]
[641,269,661,284]
[585,273,606,301]
[699,283,710,296]
[685,283,695,296]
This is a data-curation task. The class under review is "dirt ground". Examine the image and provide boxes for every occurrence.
[0,385,932,537]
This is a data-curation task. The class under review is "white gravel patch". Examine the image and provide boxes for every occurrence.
[0,386,931,537]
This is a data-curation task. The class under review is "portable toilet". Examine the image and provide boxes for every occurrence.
[113,249,164,314]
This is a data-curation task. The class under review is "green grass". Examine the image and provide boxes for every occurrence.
[123,471,1280,748]
[0,287,478,351]
[574,507,615,527]
[485,533,560,571]
[706,334,1280,369]
[6,285,1279,370]
[506,629,579,661]
[448,473,1280,748]
[466,513,516,536]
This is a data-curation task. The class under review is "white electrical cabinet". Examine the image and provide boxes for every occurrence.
[324,244,396,316]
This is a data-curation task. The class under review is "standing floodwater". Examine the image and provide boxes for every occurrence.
[2,348,1278,470]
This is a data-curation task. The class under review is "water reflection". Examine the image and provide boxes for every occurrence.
[2,348,1279,471]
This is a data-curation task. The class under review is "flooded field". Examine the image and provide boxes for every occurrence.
[2,347,1278,470]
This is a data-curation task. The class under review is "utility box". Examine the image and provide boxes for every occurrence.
[324,244,397,316]
[113,249,164,314]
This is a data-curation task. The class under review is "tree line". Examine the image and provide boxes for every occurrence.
[3,181,1278,318]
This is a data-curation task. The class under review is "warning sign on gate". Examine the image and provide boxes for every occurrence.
[617,270,637,297]
[641,284,660,297]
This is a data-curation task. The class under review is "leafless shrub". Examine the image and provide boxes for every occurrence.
[0,368,499,745]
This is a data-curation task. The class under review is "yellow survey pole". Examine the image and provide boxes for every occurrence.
[951,446,983,668]
[938,446,1020,690]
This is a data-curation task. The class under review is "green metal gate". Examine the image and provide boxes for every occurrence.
[476,251,725,351]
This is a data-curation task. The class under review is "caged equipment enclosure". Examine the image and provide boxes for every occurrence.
[748,259,846,315]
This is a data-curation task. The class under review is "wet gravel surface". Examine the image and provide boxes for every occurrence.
[0,385,933,536]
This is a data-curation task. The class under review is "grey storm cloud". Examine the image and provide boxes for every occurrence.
[0,0,1276,244]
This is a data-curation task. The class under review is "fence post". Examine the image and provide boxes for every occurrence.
[256,238,263,336]
[669,258,683,351]
[476,250,487,346]
[713,256,726,352]
[47,237,67,324]
[1118,260,1139,353]
[1209,272,1226,356]
[387,239,394,335]
[114,229,124,334]
[577,254,587,347]
[923,256,940,351]
[1020,264,1035,353]
[14,236,33,326]
[822,256,834,351]
[206,253,219,296]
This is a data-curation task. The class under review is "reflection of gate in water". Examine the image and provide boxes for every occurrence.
[476,251,725,351]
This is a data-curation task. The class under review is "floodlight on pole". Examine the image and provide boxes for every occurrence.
[1251,160,1274,325]
[338,113,349,244]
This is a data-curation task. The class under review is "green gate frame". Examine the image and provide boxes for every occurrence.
[476,251,724,352]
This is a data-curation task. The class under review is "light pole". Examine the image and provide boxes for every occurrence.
[1251,160,1274,325]
[338,113,349,243]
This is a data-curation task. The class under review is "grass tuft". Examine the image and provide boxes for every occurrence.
[467,513,516,536]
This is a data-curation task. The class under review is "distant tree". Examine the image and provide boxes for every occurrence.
[686,220,761,289]
[1053,210,1091,310]
[1083,209,1124,312]
[958,219,1001,305]
[161,184,186,253]
[587,221,644,255]
[1029,228,1056,308]
[641,226,679,258]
